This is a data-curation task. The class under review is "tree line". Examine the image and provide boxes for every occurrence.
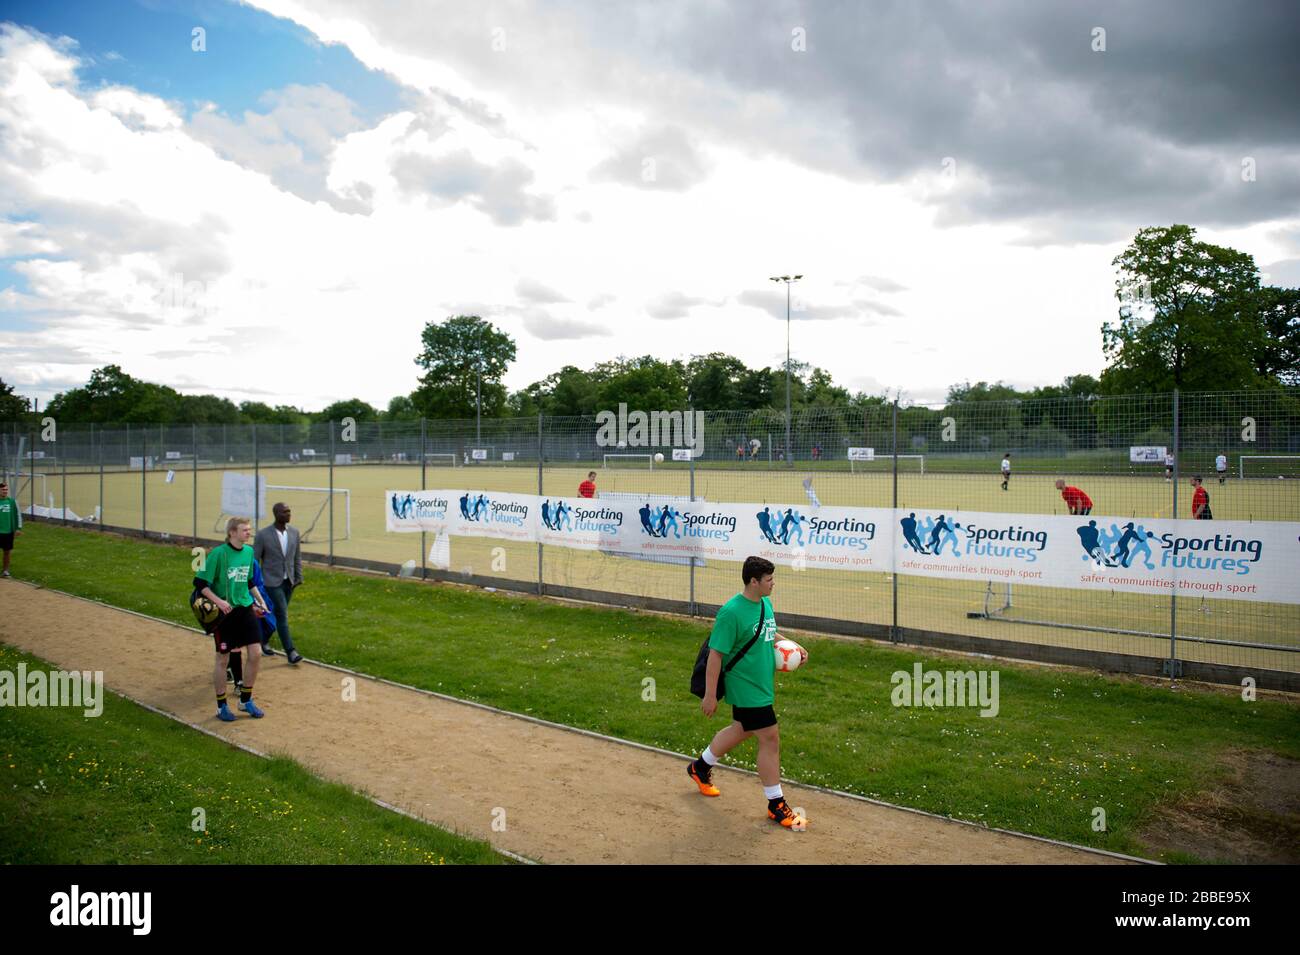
[2,225,1296,426]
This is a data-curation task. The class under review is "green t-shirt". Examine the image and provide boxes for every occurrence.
[197,543,255,607]
[707,594,777,708]
[0,497,20,534]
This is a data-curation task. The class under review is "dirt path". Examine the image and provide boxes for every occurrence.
[0,582,1132,864]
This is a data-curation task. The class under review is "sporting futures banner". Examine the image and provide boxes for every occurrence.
[386,491,1300,604]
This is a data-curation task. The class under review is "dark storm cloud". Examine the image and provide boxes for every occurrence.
[295,0,1300,242]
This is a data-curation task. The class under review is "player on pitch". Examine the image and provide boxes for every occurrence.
[1055,478,1093,516]
[688,556,806,829]
[196,517,271,721]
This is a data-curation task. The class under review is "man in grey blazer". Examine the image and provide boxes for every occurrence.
[254,502,305,665]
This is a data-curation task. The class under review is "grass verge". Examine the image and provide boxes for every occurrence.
[11,521,1300,862]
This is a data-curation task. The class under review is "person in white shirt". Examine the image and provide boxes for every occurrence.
[1215,453,1228,485]
[1164,451,1175,481]
[1000,453,1011,491]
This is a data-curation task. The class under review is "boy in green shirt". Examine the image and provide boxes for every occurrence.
[195,517,271,721]
[688,556,806,829]
[0,482,20,578]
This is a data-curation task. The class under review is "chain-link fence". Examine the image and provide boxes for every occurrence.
[5,388,1298,689]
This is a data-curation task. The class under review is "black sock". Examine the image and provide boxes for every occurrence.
[239,686,253,703]
[216,692,227,706]
[229,652,243,684]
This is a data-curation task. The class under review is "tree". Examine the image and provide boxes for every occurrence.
[1253,286,1300,386]
[315,399,379,422]
[412,316,516,419]
[0,378,30,421]
[592,356,688,412]
[384,395,421,421]
[686,353,747,408]
[179,393,241,424]
[1101,225,1264,393]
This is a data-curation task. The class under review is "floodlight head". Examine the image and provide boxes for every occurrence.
[793,274,803,280]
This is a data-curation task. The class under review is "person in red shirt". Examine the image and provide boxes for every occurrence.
[1191,475,1212,520]
[1055,478,1092,515]
[578,471,597,498]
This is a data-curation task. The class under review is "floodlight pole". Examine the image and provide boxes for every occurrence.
[769,274,803,468]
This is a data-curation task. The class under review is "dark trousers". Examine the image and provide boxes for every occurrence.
[265,582,297,654]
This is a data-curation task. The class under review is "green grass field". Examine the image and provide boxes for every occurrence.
[0,644,505,865]
[9,522,1300,862]
[14,461,1298,672]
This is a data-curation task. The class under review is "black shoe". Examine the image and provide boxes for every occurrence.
[262,644,278,657]
[287,651,304,666]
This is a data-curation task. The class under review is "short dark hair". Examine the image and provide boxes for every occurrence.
[742,556,775,585]
[1192,475,1203,482]
[587,471,596,479]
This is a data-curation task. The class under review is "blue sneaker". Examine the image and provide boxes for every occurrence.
[239,698,265,718]
[217,703,236,722]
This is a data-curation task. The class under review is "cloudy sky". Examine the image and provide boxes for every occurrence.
[2,0,1298,410]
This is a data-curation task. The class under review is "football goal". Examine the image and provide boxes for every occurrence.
[213,485,350,544]
[849,454,925,475]
[603,453,655,470]
[1239,456,1300,479]
[422,452,459,468]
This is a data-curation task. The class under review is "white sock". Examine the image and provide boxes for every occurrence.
[701,747,718,767]
[763,784,783,801]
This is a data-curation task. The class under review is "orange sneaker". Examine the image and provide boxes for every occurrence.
[767,799,807,829]
[687,760,720,797]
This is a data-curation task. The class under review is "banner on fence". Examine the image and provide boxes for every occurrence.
[386,491,1300,604]
[1129,446,1167,463]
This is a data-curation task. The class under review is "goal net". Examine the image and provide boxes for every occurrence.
[212,475,351,544]
[850,454,925,474]
[422,453,459,468]
[1239,456,1300,479]
[603,453,655,470]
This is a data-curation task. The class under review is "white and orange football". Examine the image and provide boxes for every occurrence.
[774,638,808,672]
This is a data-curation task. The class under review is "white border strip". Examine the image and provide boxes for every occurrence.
[17,580,1152,865]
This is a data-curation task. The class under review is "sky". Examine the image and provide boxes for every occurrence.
[1,0,1298,411]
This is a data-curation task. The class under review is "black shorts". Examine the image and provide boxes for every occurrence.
[1073,505,1092,516]
[732,704,778,732]
[212,605,262,654]
[0,532,12,551]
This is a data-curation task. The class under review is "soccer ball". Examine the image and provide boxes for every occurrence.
[774,638,808,672]
[654,452,665,463]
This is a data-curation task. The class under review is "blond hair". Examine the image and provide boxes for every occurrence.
[226,516,251,540]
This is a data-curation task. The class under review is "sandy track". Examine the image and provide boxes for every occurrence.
[0,582,1131,864]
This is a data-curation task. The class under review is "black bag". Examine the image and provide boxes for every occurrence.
[690,600,766,700]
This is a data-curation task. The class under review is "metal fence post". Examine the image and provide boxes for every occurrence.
[192,423,198,542]
[328,421,335,566]
[1168,389,1180,678]
[689,406,696,616]
[253,425,260,527]
[892,400,900,642]
[141,428,147,537]
[98,425,104,528]
[61,440,67,525]
[420,417,427,581]
[537,411,544,596]
[29,427,35,518]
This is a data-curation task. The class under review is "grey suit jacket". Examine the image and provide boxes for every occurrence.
[254,524,303,587]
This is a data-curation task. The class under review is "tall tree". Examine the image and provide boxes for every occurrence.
[412,316,516,419]
[1102,225,1263,393]
[315,398,380,422]
[1253,286,1300,386]
[686,353,747,408]
[0,378,30,420]
[593,356,688,412]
